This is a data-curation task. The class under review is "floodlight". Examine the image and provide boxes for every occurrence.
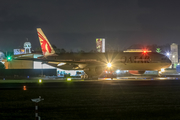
[107,63,112,68]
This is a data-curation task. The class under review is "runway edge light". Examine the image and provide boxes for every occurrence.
[67,78,72,81]
[39,79,42,83]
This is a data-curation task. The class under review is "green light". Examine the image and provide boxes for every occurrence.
[156,48,161,53]
[7,56,12,61]
[7,57,11,60]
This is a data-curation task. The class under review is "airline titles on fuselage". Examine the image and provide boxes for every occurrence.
[53,55,151,63]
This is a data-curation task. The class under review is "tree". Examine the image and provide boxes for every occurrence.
[35,47,42,52]
[0,62,5,69]
[60,49,66,53]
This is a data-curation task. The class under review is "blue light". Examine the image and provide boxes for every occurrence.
[116,70,120,73]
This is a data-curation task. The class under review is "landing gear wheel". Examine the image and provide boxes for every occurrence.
[158,71,161,77]
[81,75,84,80]
[111,74,113,80]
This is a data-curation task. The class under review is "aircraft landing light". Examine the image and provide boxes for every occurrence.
[158,77,166,80]
[107,63,112,68]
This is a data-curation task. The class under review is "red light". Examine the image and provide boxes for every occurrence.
[143,51,147,53]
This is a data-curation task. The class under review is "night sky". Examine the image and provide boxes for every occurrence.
[1,0,180,52]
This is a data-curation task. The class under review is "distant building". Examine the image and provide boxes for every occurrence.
[24,42,31,54]
[96,38,105,53]
[14,49,25,55]
[4,41,83,77]
[170,43,178,68]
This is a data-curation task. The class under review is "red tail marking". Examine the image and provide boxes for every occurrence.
[38,32,52,55]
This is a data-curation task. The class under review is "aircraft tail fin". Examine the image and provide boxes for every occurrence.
[37,28,55,56]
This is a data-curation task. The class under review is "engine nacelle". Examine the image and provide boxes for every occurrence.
[83,66,104,78]
[95,66,103,75]
[128,70,145,75]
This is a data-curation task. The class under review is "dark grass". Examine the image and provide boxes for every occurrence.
[1,81,180,119]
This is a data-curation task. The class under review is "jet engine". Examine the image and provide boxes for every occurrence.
[83,66,104,79]
[128,70,146,75]
[95,66,103,75]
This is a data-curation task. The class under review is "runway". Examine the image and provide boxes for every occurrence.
[1,76,180,89]
[1,77,180,119]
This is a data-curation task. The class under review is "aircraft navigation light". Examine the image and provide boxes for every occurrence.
[161,68,165,72]
[107,63,112,68]
[67,78,72,81]
[39,79,42,83]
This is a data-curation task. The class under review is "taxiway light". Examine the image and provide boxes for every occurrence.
[67,78,72,81]
[107,63,112,68]
[23,86,27,90]
[39,79,42,83]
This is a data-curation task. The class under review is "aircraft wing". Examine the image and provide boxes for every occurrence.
[12,57,106,70]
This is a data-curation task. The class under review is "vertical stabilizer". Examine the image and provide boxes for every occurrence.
[37,28,55,56]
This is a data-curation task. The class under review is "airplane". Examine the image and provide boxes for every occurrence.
[13,28,172,79]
